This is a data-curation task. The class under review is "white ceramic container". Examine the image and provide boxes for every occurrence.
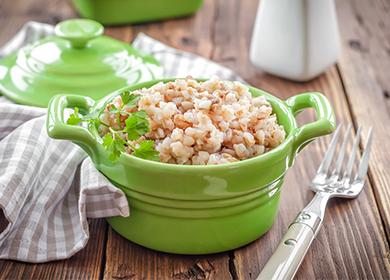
[250,0,340,81]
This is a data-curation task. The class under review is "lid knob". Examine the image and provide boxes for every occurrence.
[54,19,104,49]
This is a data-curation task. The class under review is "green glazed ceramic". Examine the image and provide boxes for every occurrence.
[72,0,204,25]
[46,79,336,254]
[0,19,162,107]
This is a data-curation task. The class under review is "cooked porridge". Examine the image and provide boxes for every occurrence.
[99,76,286,165]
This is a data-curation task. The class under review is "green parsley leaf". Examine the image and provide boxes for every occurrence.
[108,104,120,114]
[66,99,158,163]
[82,110,101,127]
[67,107,82,125]
[124,110,150,140]
[102,132,126,161]
[121,91,140,108]
[89,117,102,129]
[132,140,159,161]
[102,133,114,147]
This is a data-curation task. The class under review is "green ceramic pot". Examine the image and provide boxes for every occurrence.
[72,0,204,25]
[46,79,336,254]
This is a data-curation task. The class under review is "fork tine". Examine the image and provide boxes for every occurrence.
[332,124,352,177]
[316,124,343,175]
[355,127,373,181]
[342,126,362,181]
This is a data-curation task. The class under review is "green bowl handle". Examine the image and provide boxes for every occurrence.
[286,92,336,160]
[46,94,99,160]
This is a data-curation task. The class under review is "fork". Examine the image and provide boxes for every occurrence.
[257,124,373,280]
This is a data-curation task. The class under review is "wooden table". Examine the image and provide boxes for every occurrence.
[0,0,389,279]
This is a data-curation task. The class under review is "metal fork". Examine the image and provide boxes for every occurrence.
[257,124,373,280]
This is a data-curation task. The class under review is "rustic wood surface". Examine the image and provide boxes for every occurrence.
[0,0,389,279]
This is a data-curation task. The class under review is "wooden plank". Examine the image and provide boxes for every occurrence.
[0,219,107,279]
[0,0,74,20]
[336,0,390,239]
[208,0,390,278]
[103,228,232,280]
[128,0,216,58]
[0,1,72,49]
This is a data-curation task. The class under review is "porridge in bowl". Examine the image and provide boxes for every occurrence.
[49,76,335,254]
[97,76,285,165]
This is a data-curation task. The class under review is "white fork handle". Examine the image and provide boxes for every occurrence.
[257,192,329,280]
[256,222,315,280]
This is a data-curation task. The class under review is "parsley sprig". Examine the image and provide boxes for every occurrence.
[66,91,159,162]
[66,107,82,125]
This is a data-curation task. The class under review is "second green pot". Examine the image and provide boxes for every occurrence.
[72,0,204,25]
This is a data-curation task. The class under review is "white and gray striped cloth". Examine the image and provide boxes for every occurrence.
[0,22,241,263]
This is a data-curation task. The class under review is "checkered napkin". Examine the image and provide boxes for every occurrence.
[0,22,241,263]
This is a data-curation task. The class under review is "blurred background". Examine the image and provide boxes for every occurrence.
[1,0,388,97]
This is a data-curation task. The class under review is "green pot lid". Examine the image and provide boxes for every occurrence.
[0,19,162,107]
